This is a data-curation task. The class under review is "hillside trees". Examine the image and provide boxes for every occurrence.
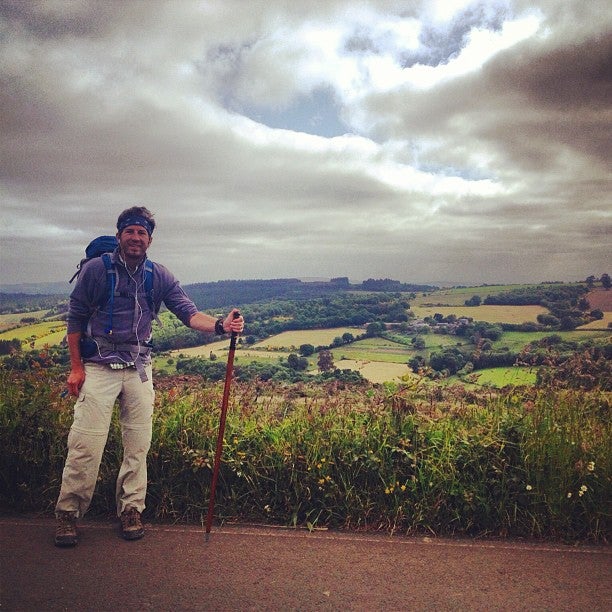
[483,284,587,306]
[0,339,21,356]
[298,344,315,356]
[317,350,334,372]
[287,353,308,371]
[235,293,411,342]
[429,347,466,375]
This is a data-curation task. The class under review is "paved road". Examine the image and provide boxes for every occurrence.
[1,516,610,611]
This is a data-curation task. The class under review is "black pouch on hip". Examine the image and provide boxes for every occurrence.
[79,336,98,359]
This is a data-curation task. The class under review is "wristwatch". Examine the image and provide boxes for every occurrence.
[214,317,225,335]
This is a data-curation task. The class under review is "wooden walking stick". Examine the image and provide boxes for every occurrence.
[205,312,240,540]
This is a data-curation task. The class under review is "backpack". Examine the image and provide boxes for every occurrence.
[70,235,157,335]
[69,235,118,283]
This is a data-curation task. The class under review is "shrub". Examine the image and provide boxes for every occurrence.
[0,365,608,541]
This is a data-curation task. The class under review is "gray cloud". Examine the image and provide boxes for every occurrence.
[0,0,610,287]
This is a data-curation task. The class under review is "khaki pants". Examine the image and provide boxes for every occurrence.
[55,362,154,518]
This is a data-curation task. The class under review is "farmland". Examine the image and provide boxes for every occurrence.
[0,310,56,332]
[0,320,67,349]
[410,304,547,324]
[164,323,610,385]
[251,328,361,349]
[2,281,610,386]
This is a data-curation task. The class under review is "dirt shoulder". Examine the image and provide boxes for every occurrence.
[1,516,610,611]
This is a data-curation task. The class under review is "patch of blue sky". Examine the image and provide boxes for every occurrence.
[243,88,350,138]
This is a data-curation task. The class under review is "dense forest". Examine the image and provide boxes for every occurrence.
[0,277,435,314]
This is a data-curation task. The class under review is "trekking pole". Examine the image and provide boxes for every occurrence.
[205,311,241,540]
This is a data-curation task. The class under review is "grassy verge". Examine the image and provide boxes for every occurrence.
[1,367,609,542]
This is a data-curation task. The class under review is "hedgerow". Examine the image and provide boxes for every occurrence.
[0,365,609,542]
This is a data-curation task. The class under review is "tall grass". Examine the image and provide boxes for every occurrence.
[0,367,609,542]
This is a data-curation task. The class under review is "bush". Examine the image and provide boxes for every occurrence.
[1,365,608,541]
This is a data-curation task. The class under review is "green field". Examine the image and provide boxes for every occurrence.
[0,310,53,332]
[0,320,67,348]
[412,284,538,306]
[331,358,412,384]
[332,337,412,363]
[411,304,547,324]
[253,328,362,349]
[464,367,538,387]
[491,330,611,352]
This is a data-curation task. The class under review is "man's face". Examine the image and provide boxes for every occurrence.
[117,225,152,262]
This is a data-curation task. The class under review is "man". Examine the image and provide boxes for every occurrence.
[55,206,244,546]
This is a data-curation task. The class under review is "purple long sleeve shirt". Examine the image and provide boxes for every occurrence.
[67,250,199,365]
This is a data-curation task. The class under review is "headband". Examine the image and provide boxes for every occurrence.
[117,215,154,235]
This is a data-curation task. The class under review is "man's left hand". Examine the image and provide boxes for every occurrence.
[224,309,244,334]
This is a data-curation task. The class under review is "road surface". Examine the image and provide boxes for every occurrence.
[1,516,610,611]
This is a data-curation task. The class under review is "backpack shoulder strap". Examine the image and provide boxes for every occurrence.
[143,259,154,308]
[143,259,162,326]
[101,253,117,334]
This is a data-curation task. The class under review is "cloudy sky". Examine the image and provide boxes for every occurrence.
[1,0,610,287]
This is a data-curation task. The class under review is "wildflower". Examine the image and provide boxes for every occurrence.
[264,504,271,513]
[321,457,326,463]
[400,485,406,492]
[587,461,595,472]
[318,478,326,485]
[567,492,572,498]
[385,488,391,495]
[580,485,588,492]
[526,485,533,491]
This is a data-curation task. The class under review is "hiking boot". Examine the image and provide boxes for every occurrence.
[120,507,144,540]
[55,511,78,547]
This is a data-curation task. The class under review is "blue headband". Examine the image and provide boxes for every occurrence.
[117,215,154,235]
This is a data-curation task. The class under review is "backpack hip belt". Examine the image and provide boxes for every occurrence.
[91,337,152,354]
[91,336,152,382]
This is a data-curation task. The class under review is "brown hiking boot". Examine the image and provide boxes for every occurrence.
[55,511,78,547]
[120,507,145,540]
